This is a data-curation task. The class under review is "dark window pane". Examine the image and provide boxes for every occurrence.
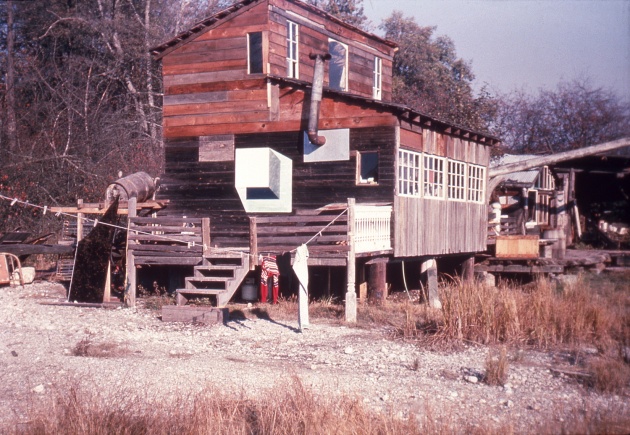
[249,32,263,74]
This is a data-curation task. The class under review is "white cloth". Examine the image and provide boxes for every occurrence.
[293,244,309,330]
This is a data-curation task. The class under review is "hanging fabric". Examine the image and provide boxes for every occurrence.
[293,244,309,330]
[260,254,280,304]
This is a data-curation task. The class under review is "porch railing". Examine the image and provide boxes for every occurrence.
[354,205,392,253]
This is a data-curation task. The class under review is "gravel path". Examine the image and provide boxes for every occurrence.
[0,282,627,433]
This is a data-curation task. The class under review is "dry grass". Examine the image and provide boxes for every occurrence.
[72,331,130,358]
[485,347,509,386]
[12,378,427,435]
[588,357,630,394]
[435,274,628,350]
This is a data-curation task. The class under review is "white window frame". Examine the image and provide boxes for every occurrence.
[467,164,486,203]
[447,160,467,201]
[357,151,379,185]
[373,56,382,100]
[286,21,299,79]
[398,149,421,197]
[423,154,446,199]
[328,38,348,91]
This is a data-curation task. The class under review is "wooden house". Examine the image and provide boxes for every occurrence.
[138,0,499,315]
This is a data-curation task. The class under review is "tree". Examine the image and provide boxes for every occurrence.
[380,11,496,131]
[494,79,630,153]
[307,0,368,30]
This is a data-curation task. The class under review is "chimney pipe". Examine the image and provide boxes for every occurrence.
[307,53,330,146]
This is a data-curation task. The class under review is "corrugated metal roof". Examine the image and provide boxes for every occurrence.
[491,154,542,186]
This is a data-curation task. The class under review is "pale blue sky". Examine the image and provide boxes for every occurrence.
[363,0,630,99]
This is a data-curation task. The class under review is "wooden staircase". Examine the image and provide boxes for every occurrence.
[175,251,250,307]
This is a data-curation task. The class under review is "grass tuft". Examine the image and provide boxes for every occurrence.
[485,347,509,386]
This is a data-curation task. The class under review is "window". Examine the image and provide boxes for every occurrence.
[248,32,263,74]
[447,160,466,201]
[398,149,421,196]
[467,164,485,203]
[286,21,299,78]
[373,56,382,100]
[423,154,445,198]
[328,39,348,91]
[358,151,378,184]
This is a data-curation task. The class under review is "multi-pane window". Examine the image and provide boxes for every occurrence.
[373,56,382,100]
[398,149,421,196]
[286,21,299,78]
[447,160,466,201]
[328,39,348,91]
[423,154,445,198]
[467,164,486,203]
[247,32,263,74]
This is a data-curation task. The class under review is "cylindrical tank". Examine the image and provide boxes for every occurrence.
[241,279,258,302]
[106,172,156,203]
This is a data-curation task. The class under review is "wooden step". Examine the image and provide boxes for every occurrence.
[175,288,226,306]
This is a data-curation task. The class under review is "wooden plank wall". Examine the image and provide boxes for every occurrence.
[268,1,394,101]
[394,127,492,257]
[157,126,397,250]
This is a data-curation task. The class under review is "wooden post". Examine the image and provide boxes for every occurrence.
[367,260,387,304]
[76,199,84,242]
[103,262,111,302]
[125,197,137,307]
[249,217,258,271]
[202,218,211,257]
[345,198,357,323]
[420,258,441,309]
[460,255,475,282]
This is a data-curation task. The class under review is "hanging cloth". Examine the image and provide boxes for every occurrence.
[260,255,280,304]
[293,244,309,330]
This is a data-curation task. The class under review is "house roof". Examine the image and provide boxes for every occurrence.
[268,75,500,146]
[151,0,398,60]
[491,154,541,186]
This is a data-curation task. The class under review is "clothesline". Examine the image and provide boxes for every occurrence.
[0,193,349,258]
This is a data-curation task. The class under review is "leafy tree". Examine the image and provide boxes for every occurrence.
[380,11,496,131]
[307,0,368,30]
[494,79,630,153]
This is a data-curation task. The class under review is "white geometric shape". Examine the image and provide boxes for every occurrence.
[235,148,292,213]
[303,129,350,162]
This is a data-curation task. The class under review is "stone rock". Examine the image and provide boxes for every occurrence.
[32,384,45,394]
[464,375,478,384]
[344,347,354,355]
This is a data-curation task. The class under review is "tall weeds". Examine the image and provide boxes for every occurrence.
[435,275,627,349]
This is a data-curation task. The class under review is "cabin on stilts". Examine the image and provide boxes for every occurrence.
[131,0,499,316]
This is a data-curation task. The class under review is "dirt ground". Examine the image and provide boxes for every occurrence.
[0,281,628,433]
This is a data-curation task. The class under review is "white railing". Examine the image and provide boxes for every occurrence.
[354,205,392,253]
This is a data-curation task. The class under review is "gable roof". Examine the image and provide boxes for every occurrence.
[151,0,398,60]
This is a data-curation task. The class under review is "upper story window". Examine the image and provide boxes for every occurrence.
[447,160,466,201]
[467,164,486,203]
[423,154,445,199]
[328,39,348,91]
[398,149,420,196]
[247,32,263,74]
[286,21,299,78]
[373,56,382,100]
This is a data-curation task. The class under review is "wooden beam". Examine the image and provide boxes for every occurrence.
[345,198,357,323]
[249,217,258,271]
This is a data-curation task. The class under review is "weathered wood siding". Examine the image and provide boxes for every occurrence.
[394,127,491,257]
[158,125,397,248]
[268,0,394,100]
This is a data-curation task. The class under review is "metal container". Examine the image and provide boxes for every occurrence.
[241,279,258,301]
[106,172,156,202]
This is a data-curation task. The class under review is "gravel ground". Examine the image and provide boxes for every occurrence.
[0,282,628,433]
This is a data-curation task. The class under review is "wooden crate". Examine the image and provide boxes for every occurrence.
[495,235,539,259]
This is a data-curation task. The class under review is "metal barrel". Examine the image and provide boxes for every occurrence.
[106,172,156,203]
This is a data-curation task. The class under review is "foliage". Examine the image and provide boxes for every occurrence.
[307,0,369,30]
[380,11,497,132]
[0,0,227,234]
[494,78,630,153]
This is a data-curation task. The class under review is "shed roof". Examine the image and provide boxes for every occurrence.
[491,154,542,186]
